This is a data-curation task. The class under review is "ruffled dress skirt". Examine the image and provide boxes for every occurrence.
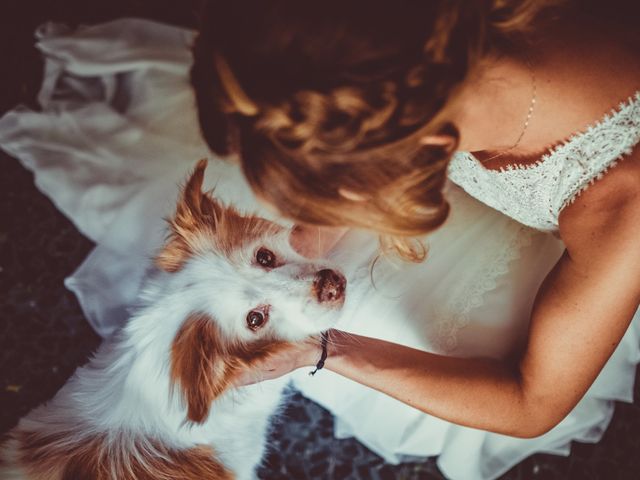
[1,19,638,480]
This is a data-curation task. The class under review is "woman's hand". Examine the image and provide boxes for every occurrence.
[235,337,322,386]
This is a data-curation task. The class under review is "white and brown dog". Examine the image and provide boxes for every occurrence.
[0,160,347,480]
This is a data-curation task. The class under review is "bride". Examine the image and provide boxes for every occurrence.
[192,0,640,477]
[0,1,637,479]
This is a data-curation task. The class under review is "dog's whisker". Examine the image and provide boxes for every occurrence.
[328,330,362,346]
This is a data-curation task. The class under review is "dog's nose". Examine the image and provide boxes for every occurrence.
[313,269,346,304]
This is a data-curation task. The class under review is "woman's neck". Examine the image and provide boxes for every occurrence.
[451,54,536,154]
[450,17,640,160]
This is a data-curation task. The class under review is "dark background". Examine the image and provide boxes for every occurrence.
[1,1,639,478]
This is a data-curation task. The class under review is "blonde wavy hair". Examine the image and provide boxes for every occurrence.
[191,0,569,261]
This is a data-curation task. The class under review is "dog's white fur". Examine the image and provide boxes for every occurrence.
[0,161,346,480]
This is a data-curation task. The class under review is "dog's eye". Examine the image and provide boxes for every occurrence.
[246,310,266,331]
[256,248,276,268]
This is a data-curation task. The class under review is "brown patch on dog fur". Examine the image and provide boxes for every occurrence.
[13,430,232,480]
[170,313,293,424]
[156,159,282,272]
[170,313,232,423]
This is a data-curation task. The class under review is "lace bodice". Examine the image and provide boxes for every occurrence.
[448,92,640,232]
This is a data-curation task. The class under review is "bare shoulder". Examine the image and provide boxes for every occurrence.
[559,148,640,264]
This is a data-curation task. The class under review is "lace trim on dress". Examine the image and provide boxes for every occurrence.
[432,224,536,352]
[557,92,640,209]
[492,92,640,175]
[447,91,640,232]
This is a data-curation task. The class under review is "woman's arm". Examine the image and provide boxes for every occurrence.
[322,154,640,438]
[243,154,640,438]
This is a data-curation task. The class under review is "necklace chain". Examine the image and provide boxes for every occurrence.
[481,60,537,163]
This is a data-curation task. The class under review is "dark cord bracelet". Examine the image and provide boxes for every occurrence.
[308,331,329,376]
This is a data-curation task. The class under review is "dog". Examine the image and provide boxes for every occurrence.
[0,160,347,480]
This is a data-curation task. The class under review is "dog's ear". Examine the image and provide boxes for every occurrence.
[170,313,294,424]
[175,159,222,228]
[170,313,236,424]
[156,159,225,272]
[157,159,281,271]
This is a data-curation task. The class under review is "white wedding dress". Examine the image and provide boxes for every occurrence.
[1,19,638,480]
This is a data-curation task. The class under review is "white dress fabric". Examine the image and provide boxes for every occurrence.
[1,19,638,480]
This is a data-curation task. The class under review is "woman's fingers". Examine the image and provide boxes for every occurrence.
[234,338,322,386]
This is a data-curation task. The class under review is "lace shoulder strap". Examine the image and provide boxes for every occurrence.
[556,92,640,210]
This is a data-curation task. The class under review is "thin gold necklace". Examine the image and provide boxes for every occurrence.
[481,61,537,164]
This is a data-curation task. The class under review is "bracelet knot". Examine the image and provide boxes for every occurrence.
[308,331,329,376]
